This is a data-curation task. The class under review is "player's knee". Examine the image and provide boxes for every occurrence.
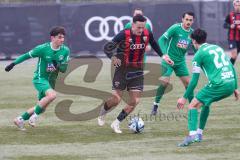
[112,95,121,106]
[188,99,200,110]
[128,98,140,107]
[188,105,194,110]
[160,80,170,87]
[181,79,190,87]
[162,82,169,87]
[135,98,140,106]
[47,92,57,101]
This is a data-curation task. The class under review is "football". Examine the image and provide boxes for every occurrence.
[128,116,144,133]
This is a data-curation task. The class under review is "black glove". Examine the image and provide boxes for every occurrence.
[5,63,15,72]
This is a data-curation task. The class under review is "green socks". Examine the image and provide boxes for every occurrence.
[21,112,31,120]
[117,109,129,122]
[20,105,44,121]
[188,108,198,132]
[34,105,44,115]
[199,106,210,130]
[155,84,167,103]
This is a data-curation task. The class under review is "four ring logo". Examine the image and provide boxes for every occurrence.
[85,16,153,42]
[130,43,146,50]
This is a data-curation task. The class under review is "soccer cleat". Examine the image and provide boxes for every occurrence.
[178,135,195,147]
[28,113,38,127]
[194,133,203,142]
[111,120,122,134]
[14,117,26,131]
[97,115,105,126]
[151,104,159,116]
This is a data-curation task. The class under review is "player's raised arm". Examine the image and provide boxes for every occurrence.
[5,45,42,72]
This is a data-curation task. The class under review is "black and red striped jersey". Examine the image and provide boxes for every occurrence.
[224,11,240,41]
[104,28,163,69]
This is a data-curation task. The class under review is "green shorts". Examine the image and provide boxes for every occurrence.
[196,82,235,106]
[161,60,189,77]
[33,78,55,100]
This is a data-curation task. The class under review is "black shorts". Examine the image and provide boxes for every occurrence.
[112,67,144,91]
[228,40,240,53]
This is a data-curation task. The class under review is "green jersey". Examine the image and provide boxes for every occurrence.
[192,43,237,87]
[124,22,152,32]
[14,42,70,82]
[159,23,194,64]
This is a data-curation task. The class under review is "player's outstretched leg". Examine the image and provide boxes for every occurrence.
[98,91,122,126]
[151,83,167,116]
[28,90,56,127]
[98,102,110,126]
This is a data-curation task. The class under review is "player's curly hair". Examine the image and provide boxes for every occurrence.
[190,28,207,44]
[50,26,66,36]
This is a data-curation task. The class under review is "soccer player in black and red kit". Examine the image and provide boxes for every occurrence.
[97,15,174,133]
[224,0,240,65]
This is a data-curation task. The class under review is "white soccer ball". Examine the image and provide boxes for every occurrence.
[128,116,144,133]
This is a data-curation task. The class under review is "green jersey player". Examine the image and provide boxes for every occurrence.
[177,29,239,147]
[5,26,70,130]
[151,11,195,115]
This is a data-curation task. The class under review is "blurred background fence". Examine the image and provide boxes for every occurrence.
[0,0,233,59]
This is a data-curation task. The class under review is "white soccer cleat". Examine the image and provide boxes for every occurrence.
[97,115,105,126]
[28,113,38,127]
[111,120,122,134]
[14,117,26,131]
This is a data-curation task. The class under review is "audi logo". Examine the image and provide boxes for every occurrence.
[130,43,146,50]
[85,16,153,42]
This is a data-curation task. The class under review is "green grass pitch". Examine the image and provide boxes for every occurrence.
[0,57,240,160]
